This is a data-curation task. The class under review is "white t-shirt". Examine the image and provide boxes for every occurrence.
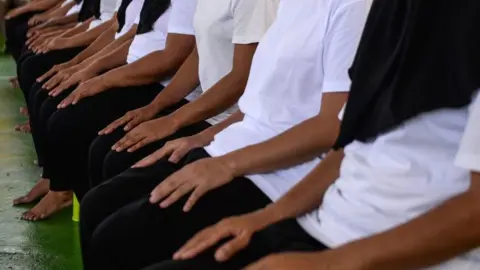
[455,93,480,172]
[193,0,278,125]
[88,0,121,29]
[114,0,145,39]
[65,0,82,16]
[127,0,199,94]
[205,0,370,201]
[300,93,480,269]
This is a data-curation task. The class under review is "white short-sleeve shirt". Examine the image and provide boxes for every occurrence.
[66,2,83,16]
[455,93,480,172]
[193,0,278,124]
[88,0,121,29]
[114,0,145,39]
[127,0,198,90]
[300,93,480,269]
[204,0,369,201]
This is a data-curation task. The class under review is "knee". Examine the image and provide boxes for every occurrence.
[47,106,85,140]
[103,150,133,180]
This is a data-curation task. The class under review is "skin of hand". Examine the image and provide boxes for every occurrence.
[111,116,180,153]
[57,76,109,108]
[148,157,234,212]
[133,132,214,167]
[99,105,160,135]
[48,67,97,96]
[37,62,77,84]
[173,210,278,262]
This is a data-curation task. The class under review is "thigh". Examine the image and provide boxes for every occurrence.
[87,165,272,269]
[102,120,212,180]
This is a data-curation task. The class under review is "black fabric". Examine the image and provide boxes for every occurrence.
[87,99,194,188]
[117,0,134,32]
[44,83,164,198]
[334,0,480,149]
[141,219,328,270]
[136,0,171,34]
[78,0,101,22]
[5,11,39,62]
[80,148,297,270]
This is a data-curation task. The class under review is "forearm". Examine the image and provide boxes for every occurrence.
[62,19,115,48]
[59,17,94,38]
[222,115,340,177]
[70,23,118,65]
[148,48,200,112]
[101,50,181,88]
[19,0,61,12]
[49,12,79,25]
[85,40,131,75]
[261,150,344,225]
[171,71,247,129]
[44,2,73,17]
[337,172,480,270]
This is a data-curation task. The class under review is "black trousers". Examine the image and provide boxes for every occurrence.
[80,148,285,270]
[18,47,85,101]
[141,219,328,270]
[5,11,37,62]
[41,83,164,199]
[87,107,211,189]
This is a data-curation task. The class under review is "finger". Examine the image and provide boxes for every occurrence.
[124,117,143,131]
[215,233,250,262]
[168,147,189,164]
[175,227,232,260]
[159,182,194,209]
[38,69,56,83]
[132,147,172,168]
[113,134,143,152]
[183,185,209,212]
[149,177,184,204]
[71,92,84,105]
[57,95,74,109]
[99,116,130,135]
[127,136,155,152]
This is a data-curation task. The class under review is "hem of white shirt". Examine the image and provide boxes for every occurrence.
[455,153,480,172]
[167,28,195,36]
[322,81,352,92]
[232,36,264,45]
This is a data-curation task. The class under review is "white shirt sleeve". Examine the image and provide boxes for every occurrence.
[230,0,279,44]
[167,0,198,35]
[455,93,480,172]
[322,1,370,93]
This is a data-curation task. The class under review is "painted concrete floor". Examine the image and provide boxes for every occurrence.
[0,56,83,270]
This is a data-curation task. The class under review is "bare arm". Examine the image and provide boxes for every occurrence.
[59,17,94,38]
[69,22,119,66]
[5,0,62,19]
[170,43,257,129]
[82,39,132,74]
[58,18,116,48]
[100,33,195,89]
[146,46,200,113]
[321,171,480,270]
[221,93,347,176]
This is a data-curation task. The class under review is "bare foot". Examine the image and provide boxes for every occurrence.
[9,77,19,88]
[20,106,29,117]
[21,191,73,221]
[13,178,50,205]
[15,121,31,133]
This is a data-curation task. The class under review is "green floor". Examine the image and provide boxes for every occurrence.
[0,56,83,270]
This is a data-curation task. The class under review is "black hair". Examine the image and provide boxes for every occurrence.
[136,0,171,34]
[117,0,134,32]
[78,0,101,22]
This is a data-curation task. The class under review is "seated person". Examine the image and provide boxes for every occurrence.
[144,0,480,269]
[17,0,248,221]
[16,0,278,222]
[85,0,278,193]
[78,0,369,268]
[12,0,142,207]
[17,0,119,95]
